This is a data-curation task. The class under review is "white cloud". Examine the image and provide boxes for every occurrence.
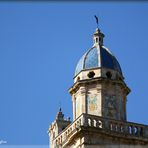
[0,140,7,145]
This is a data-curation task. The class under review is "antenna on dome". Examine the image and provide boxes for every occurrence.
[94,15,99,28]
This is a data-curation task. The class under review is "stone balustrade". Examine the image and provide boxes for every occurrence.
[83,114,148,138]
[53,113,148,147]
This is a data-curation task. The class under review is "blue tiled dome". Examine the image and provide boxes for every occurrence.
[75,46,122,76]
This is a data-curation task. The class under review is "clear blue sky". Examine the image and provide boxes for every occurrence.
[0,2,148,145]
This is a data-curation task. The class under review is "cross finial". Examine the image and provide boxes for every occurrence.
[94,15,99,28]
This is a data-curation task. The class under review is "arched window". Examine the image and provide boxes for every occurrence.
[106,71,112,79]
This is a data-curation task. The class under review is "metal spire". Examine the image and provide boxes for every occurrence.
[94,15,99,28]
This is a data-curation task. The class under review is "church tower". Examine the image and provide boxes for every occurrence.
[48,18,148,148]
[70,27,130,122]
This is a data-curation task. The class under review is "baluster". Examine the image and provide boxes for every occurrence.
[115,123,118,132]
[61,135,62,143]
[136,126,140,137]
[124,124,129,135]
[101,119,105,129]
[104,119,110,130]
[132,126,136,135]
[96,120,102,128]
[120,124,124,133]
[93,119,96,127]
[91,118,94,127]
[144,127,148,138]
[82,115,88,126]
[133,126,136,135]
[110,122,113,131]
[112,122,115,131]
[140,127,144,137]
[88,118,91,126]
[110,121,115,131]
[65,132,67,140]
[129,125,132,135]
[112,122,116,131]
[58,138,60,145]
[122,124,125,133]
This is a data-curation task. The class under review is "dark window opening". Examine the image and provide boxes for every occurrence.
[96,38,98,43]
[77,76,80,81]
[106,71,112,79]
[87,71,95,78]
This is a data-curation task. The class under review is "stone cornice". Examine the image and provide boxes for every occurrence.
[69,77,130,95]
